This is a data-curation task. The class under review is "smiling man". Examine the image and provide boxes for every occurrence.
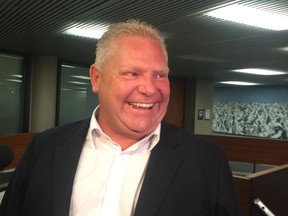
[0,19,240,216]
[90,33,170,150]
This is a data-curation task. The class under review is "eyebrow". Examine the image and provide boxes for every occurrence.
[120,64,169,73]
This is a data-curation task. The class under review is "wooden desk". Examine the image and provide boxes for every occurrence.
[198,135,288,216]
[0,133,36,170]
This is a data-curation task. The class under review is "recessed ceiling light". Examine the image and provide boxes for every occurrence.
[232,68,286,75]
[219,81,260,86]
[205,4,288,31]
[64,24,108,39]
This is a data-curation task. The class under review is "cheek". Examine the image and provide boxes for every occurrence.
[101,81,131,102]
[161,82,170,101]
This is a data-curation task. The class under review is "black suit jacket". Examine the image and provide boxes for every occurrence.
[0,120,240,216]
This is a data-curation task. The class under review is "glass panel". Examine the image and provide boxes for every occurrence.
[255,164,275,172]
[229,161,276,176]
[229,161,255,176]
[58,64,99,125]
[0,54,24,134]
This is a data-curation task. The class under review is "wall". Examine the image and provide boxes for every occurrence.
[165,77,185,128]
[214,85,288,103]
[182,77,214,135]
[194,78,213,135]
[184,78,196,133]
[30,56,57,132]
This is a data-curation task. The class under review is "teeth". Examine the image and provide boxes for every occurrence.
[129,102,153,108]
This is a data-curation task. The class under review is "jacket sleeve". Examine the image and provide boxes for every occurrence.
[215,150,240,216]
[0,135,38,216]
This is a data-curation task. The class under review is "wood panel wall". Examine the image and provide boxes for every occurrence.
[165,76,185,128]
[198,135,288,165]
[0,133,35,170]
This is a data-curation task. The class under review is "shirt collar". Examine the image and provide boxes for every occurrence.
[88,106,161,153]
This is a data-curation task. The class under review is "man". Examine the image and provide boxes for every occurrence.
[0,19,240,216]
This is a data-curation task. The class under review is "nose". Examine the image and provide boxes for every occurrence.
[137,76,157,96]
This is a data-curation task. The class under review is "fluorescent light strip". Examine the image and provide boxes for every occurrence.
[205,4,288,31]
[10,74,23,78]
[70,75,90,80]
[64,24,108,39]
[62,64,76,69]
[6,79,22,83]
[76,87,87,90]
[61,88,72,91]
[68,81,89,85]
[219,81,260,86]
[279,47,288,52]
[0,54,24,60]
[232,68,286,75]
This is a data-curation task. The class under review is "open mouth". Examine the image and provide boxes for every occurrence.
[128,102,153,109]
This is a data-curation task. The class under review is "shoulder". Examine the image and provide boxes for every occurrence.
[160,122,231,180]
[30,119,90,147]
[161,121,225,158]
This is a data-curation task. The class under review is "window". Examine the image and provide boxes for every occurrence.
[57,64,99,125]
[0,53,25,134]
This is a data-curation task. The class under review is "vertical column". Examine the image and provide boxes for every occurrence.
[184,78,197,133]
[194,78,213,135]
[184,78,213,135]
[30,56,57,132]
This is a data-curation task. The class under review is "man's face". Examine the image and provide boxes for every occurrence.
[90,35,170,142]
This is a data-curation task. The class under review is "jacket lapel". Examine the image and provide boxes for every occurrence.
[52,120,90,216]
[134,123,183,216]
[50,120,182,216]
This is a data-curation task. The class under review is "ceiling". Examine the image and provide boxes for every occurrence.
[1,0,288,87]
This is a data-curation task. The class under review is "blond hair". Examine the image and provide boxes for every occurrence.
[95,19,167,70]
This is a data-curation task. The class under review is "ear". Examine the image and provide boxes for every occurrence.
[90,64,101,93]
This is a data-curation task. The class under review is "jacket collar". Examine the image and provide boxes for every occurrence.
[52,119,90,216]
[51,120,181,216]
[134,121,183,216]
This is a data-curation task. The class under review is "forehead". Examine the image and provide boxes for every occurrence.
[116,35,159,48]
[115,36,165,58]
[100,35,168,74]
[121,37,167,65]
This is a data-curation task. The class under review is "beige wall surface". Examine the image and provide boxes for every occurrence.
[194,78,213,135]
[30,56,57,132]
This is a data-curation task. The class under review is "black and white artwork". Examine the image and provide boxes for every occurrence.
[212,101,288,140]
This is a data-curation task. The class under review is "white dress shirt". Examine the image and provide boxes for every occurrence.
[69,107,160,216]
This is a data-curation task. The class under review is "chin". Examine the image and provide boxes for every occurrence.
[135,125,157,134]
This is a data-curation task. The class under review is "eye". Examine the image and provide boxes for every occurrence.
[155,72,168,79]
[122,71,139,79]
[129,72,139,76]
